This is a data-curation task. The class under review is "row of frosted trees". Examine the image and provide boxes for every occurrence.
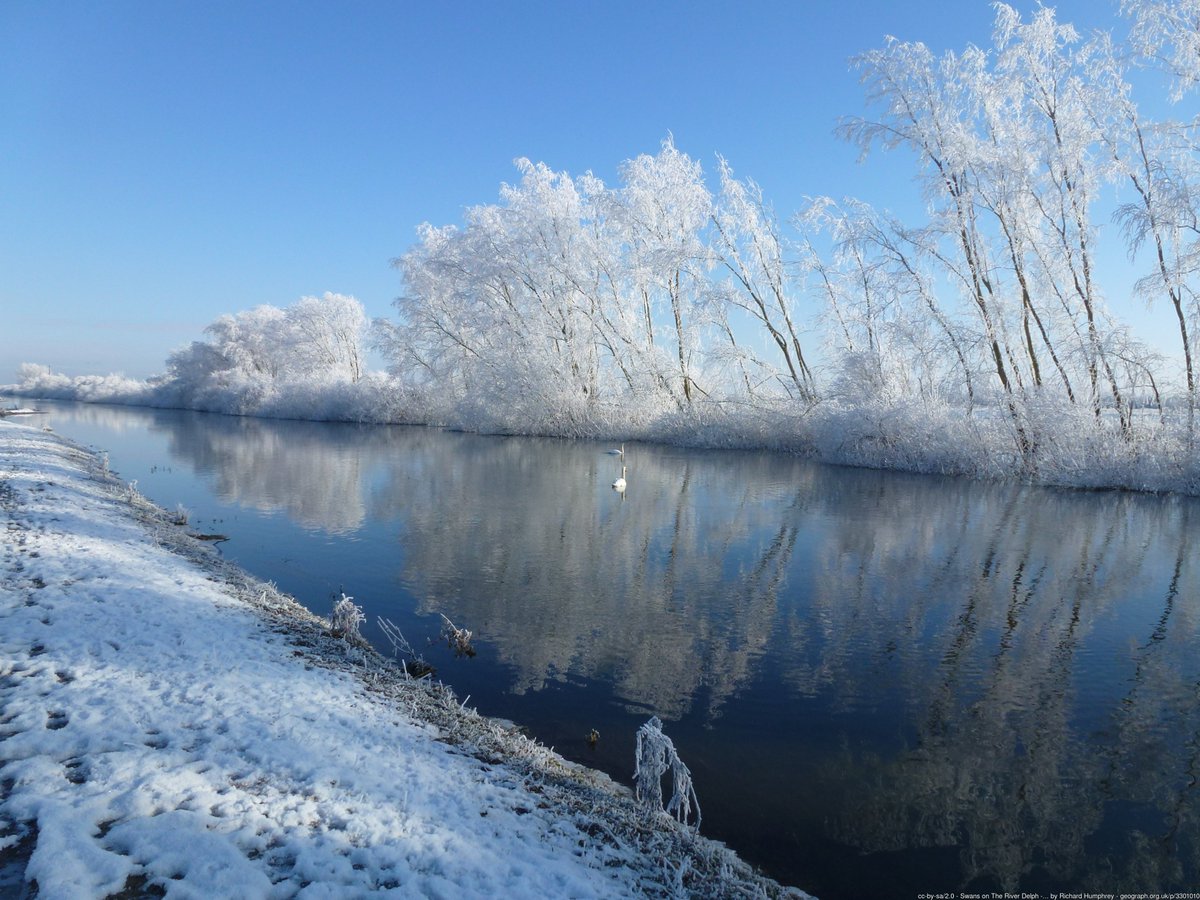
[13,292,373,415]
[378,141,818,433]
[15,2,1200,487]
[827,1,1200,444]
[378,1,1200,469]
[153,292,369,413]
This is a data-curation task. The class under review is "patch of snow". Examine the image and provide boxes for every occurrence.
[0,421,806,898]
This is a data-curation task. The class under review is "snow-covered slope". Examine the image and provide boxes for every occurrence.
[0,422,805,899]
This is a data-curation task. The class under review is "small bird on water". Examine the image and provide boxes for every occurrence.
[612,466,627,491]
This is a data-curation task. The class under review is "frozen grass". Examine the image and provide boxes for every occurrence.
[0,421,806,898]
[329,591,366,642]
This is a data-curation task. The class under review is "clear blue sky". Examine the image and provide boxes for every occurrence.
[1,0,1158,381]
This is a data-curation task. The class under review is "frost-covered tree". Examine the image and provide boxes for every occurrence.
[285,293,368,384]
[617,137,714,407]
[1080,30,1200,431]
[155,294,372,416]
[711,157,817,403]
[966,27,1077,403]
[391,163,612,425]
[1122,0,1200,101]
[202,305,289,380]
[990,5,1129,429]
[840,33,1022,411]
[830,3,1188,452]
[163,339,234,399]
[388,139,732,427]
[183,297,369,386]
[801,197,977,408]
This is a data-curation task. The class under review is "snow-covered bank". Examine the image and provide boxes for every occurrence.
[0,422,804,898]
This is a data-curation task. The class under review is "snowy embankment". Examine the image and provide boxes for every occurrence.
[0,422,804,899]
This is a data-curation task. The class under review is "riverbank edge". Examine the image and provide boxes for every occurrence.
[0,420,808,899]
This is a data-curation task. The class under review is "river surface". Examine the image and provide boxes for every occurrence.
[11,399,1200,898]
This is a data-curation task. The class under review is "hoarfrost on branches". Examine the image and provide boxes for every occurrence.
[634,716,701,830]
[1122,0,1200,100]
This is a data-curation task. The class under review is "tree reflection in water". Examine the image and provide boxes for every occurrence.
[34,401,1200,898]
[376,434,1200,894]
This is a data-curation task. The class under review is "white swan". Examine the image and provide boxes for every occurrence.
[612,466,627,491]
[606,443,625,457]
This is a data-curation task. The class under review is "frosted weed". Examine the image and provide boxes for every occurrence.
[634,716,701,830]
[378,616,434,678]
[439,613,475,657]
[330,592,365,642]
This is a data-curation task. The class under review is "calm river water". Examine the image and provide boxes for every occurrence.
[14,399,1200,898]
